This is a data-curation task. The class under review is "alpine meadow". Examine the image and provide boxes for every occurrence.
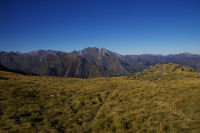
[1,0,200,133]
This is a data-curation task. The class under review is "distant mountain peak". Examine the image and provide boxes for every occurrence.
[27,50,64,56]
[1,48,200,78]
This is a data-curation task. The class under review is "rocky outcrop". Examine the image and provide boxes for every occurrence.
[127,63,195,81]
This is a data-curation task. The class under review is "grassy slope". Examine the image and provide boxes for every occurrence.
[0,70,200,133]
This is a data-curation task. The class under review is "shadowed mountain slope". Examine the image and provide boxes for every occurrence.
[0,51,112,78]
[0,63,37,75]
[0,48,200,78]
[74,47,128,75]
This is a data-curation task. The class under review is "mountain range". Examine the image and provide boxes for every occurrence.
[0,47,200,78]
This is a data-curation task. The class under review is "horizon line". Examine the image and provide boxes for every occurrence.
[0,47,199,56]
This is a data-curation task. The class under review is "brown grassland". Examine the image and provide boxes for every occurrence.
[0,64,200,133]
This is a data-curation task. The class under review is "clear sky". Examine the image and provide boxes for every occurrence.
[0,0,200,55]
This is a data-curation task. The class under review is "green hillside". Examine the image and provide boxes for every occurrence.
[0,64,200,132]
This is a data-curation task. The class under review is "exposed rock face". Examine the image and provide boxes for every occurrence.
[75,47,128,75]
[0,47,200,78]
[0,51,111,78]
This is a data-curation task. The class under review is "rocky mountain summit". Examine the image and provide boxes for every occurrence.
[0,47,200,78]
[74,47,127,75]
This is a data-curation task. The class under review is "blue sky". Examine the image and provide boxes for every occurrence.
[0,0,200,55]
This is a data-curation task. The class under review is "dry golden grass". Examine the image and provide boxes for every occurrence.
[0,68,200,133]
